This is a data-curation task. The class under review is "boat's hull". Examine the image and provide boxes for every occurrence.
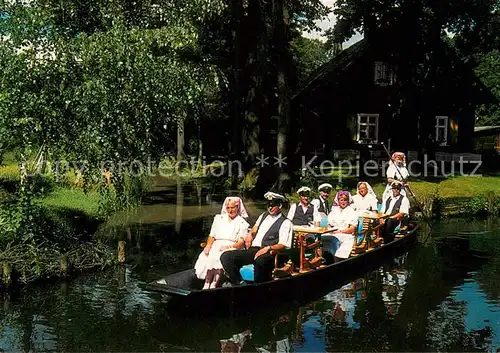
[145,222,420,313]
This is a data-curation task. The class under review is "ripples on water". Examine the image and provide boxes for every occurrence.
[0,215,499,352]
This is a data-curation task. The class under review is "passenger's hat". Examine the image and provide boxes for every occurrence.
[318,183,333,192]
[391,182,403,190]
[297,186,311,195]
[264,191,286,203]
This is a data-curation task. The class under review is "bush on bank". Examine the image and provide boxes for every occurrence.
[0,159,149,286]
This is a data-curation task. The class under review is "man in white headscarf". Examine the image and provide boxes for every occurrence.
[194,196,250,289]
[221,192,293,284]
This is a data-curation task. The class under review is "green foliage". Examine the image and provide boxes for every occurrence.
[97,172,148,218]
[474,49,500,126]
[465,191,500,216]
[329,0,498,43]
[291,36,332,85]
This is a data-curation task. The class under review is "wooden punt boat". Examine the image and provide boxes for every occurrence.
[145,221,420,314]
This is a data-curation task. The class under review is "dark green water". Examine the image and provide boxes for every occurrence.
[0,185,499,351]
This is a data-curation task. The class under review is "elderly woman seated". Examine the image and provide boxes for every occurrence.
[352,181,378,217]
[194,197,250,289]
[322,191,358,263]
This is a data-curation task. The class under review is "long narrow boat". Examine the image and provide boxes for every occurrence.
[145,221,420,313]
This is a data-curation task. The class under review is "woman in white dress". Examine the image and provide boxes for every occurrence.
[382,152,409,204]
[352,181,378,216]
[194,197,250,289]
[325,191,358,261]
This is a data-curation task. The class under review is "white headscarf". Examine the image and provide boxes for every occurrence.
[220,196,249,219]
[391,152,407,167]
[356,181,377,198]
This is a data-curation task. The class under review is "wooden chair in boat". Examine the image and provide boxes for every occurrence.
[274,226,334,276]
[351,215,385,256]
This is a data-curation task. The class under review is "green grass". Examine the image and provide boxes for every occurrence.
[289,175,500,204]
[375,176,500,200]
[38,188,101,218]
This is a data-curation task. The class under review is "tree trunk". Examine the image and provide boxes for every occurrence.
[229,1,244,161]
[175,177,183,234]
[177,115,185,162]
[275,0,293,192]
[197,120,203,172]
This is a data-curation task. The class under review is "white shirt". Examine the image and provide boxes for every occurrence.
[352,194,378,216]
[287,202,321,224]
[386,163,409,181]
[210,215,249,241]
[252,213,293,248]
[327,206,358,230]
[311,198,331,214]
[384,195,410,215]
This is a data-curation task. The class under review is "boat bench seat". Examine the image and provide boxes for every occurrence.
[240,264,255,282]
[239,248,312,282]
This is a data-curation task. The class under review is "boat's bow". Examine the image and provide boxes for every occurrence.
[145,269,200,297]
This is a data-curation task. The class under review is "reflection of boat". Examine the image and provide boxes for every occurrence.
[220,330,252,353]
[144,222,420,313]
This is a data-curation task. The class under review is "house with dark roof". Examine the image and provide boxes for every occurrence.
[291,31,495,160]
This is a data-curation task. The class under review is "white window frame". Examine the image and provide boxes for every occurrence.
[357,113,379,143]
[374,61,396,85]
[435,116,448,146]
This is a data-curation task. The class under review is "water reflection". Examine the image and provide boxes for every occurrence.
[0,218,499,351]
[220,330,252,353]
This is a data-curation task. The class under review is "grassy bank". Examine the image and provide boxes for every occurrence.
[289,175,500,218]
[0,158,146,287]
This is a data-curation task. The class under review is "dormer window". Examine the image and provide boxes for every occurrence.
[374,61,396,86]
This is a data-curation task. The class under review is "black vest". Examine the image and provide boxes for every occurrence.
[256,212,287,247]
[315,198,329,214]
[385,196,404,216]
[292,203,314,225]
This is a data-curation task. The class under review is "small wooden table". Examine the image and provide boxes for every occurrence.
[360,211,390,220]
[292,226,336,273]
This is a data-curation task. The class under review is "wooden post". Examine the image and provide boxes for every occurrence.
[3,293,11,312]
[117,264,126,287]
[60,255,68,275]
[117,241,126,263]
[3,263,12,286]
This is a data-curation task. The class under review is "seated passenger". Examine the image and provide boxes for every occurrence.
[194,197,250,289]
[221,192,293,284]
[311,183,333,216]
[352,181,378,217]
[287,186,321,226]
[380,182,410,243]
[324,191,358,262]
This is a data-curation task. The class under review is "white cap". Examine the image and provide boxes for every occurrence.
[318,183,333,192]
[264,191,286,202]
[297,186,311,194]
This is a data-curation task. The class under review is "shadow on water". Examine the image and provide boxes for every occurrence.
[0,179,499,351]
